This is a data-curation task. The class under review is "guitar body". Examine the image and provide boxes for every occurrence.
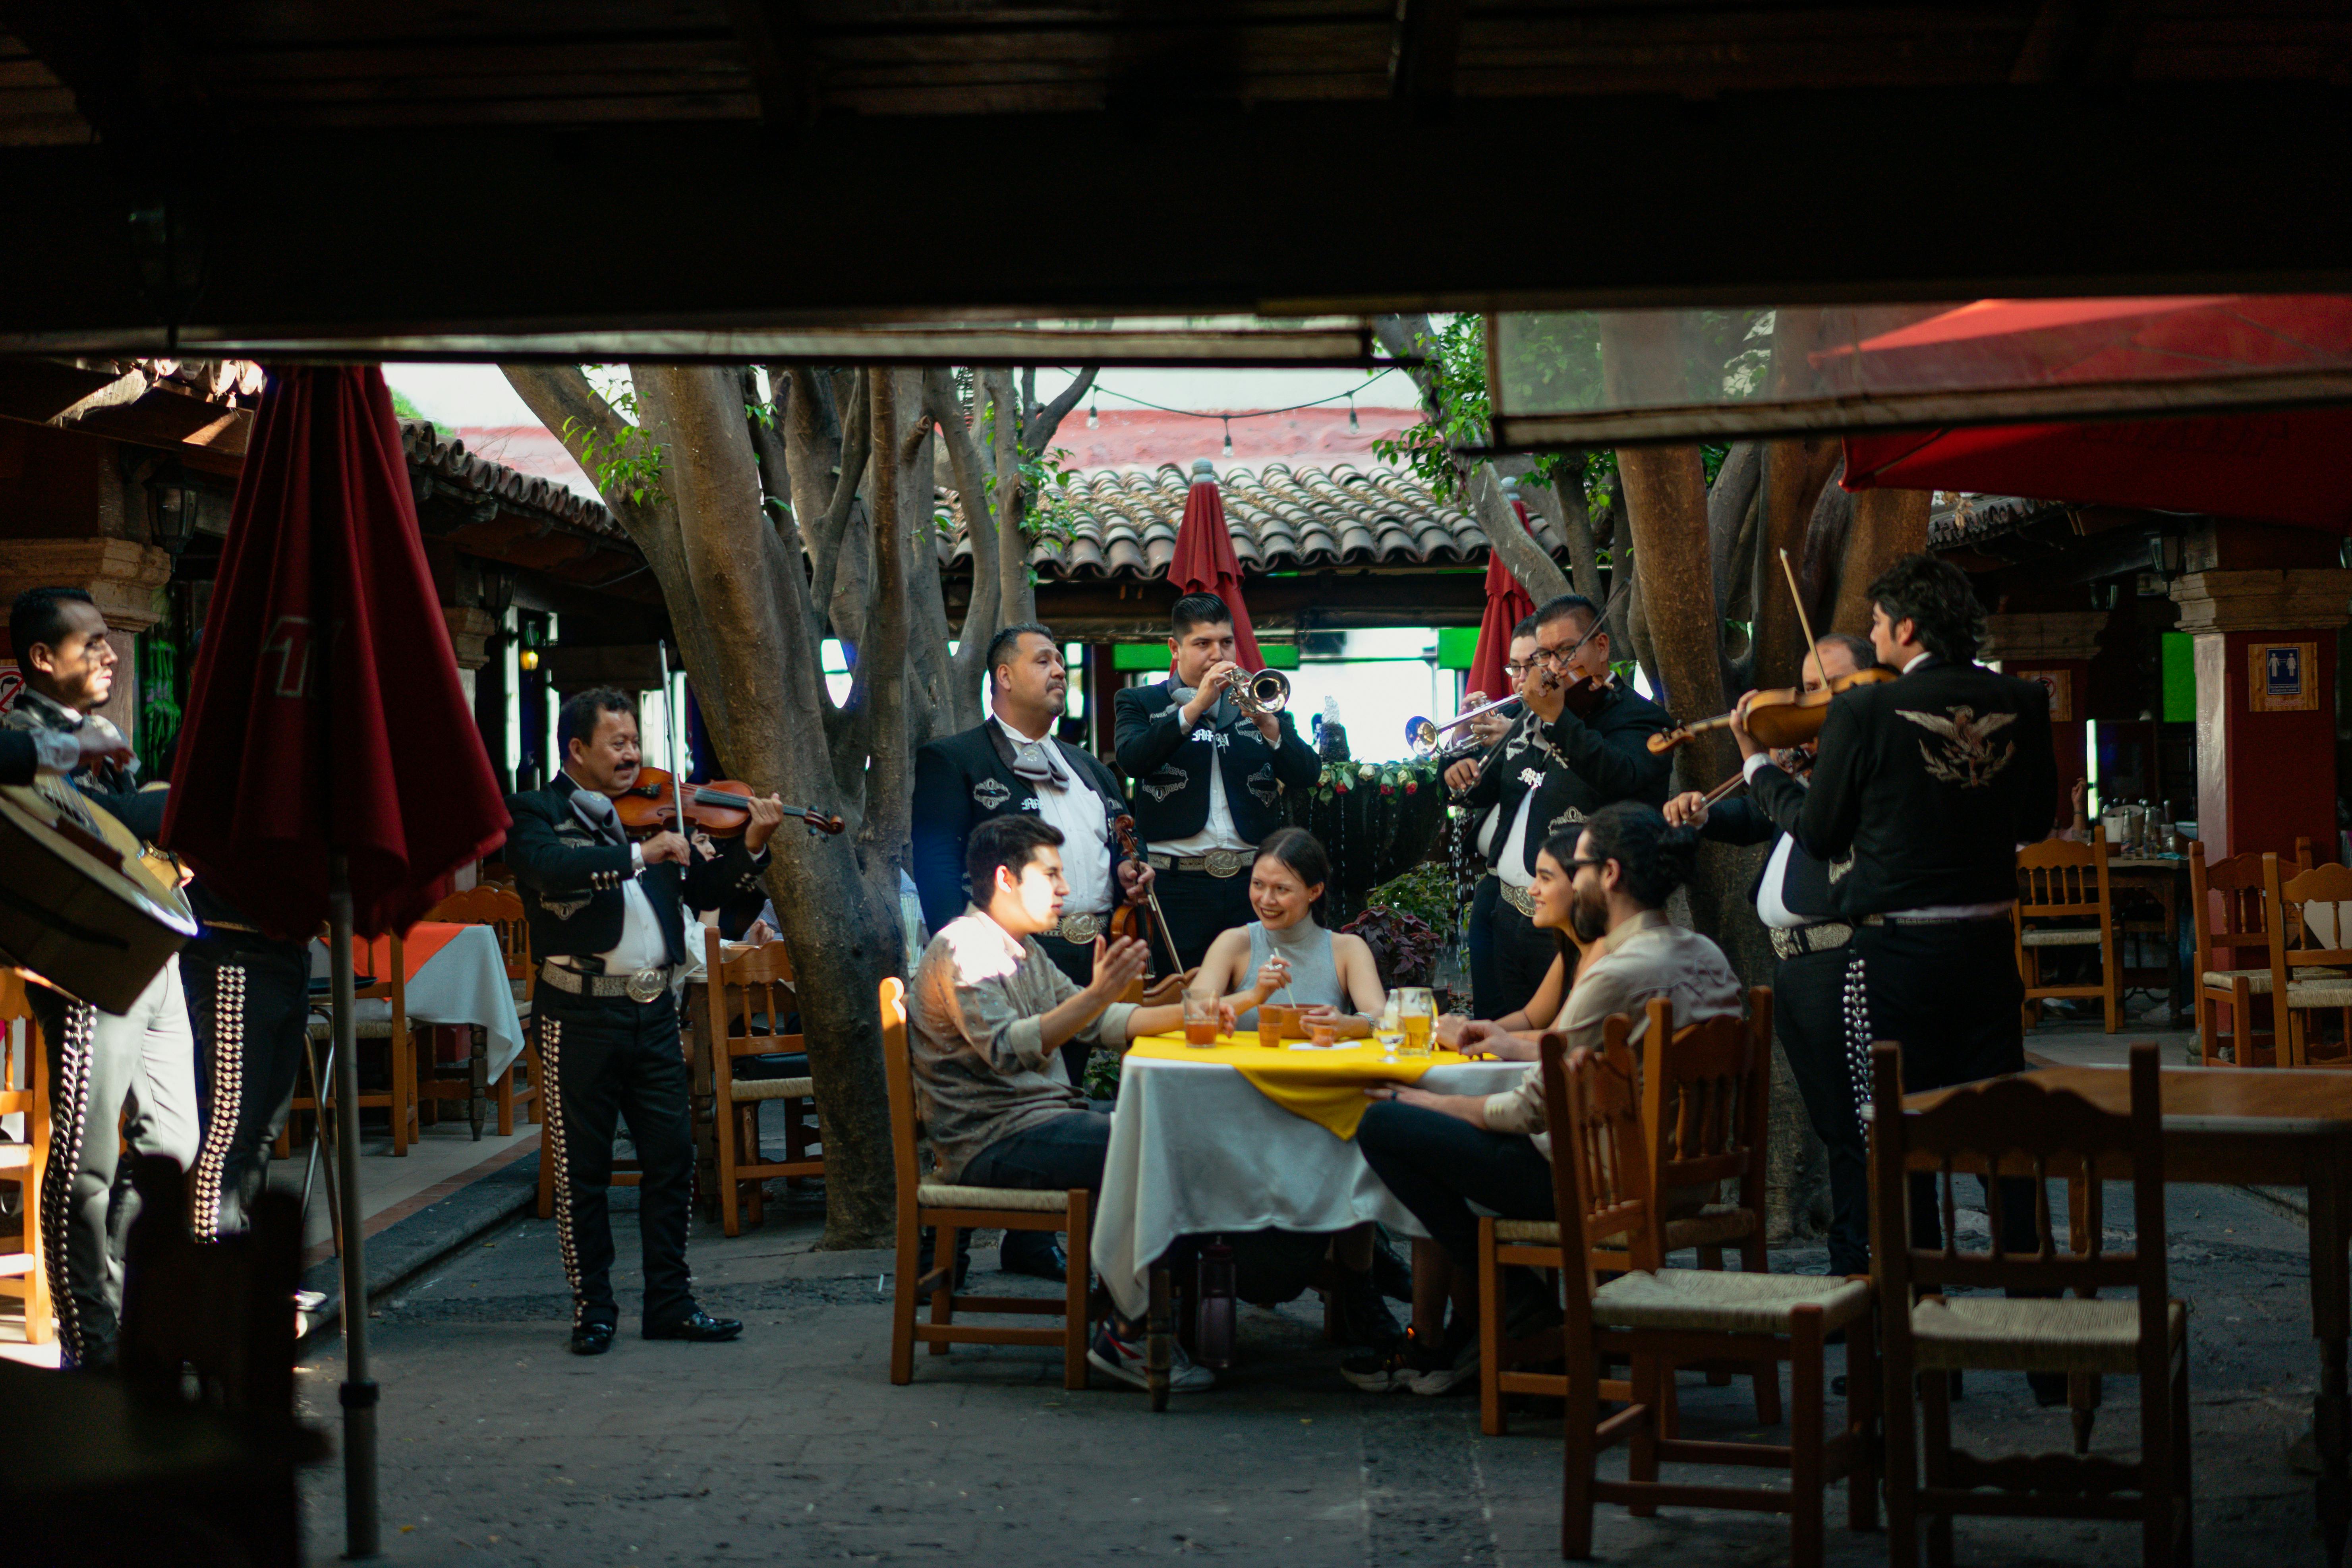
[0,784,197,1012]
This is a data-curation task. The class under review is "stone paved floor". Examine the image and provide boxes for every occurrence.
[299,1162,2330,1567]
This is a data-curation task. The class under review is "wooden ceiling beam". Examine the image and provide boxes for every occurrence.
[1390,0,1466,103]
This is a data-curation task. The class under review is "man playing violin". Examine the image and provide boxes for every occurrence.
[506,686,788,1357]
[1446,593,1673,1020]
[1114,593,1320,971]
[1732,557,2061,1396]
[1665,631,1879,1276]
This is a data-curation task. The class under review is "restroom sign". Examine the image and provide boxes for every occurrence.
[2250,642,2319,713]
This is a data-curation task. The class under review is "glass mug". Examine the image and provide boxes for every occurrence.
[1396,988,1436,1058]
[1182,991,1221,1048]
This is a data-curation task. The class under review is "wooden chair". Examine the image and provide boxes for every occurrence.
[420,886,539,1135]
[2191,837,2321,1067]
[1476,992,1779,1438]
[2263,856,2352,1068]
[2013,837,2119,1033]
[0,971,51,1344]
[295,930,420,1156]
[1550,1029,1877,1567]
[880,976,1093,1390]
[705,928,824,1235]
[1869,1040,2188,1567]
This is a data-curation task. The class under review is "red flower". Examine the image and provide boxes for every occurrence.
[1405,781,1418,795]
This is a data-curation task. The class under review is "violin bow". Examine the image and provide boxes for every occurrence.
[657,638,688,833]
[1777,548,1826,692]
[1113,814,1185,976]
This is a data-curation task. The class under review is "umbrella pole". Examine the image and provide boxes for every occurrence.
[330,852,381,1558]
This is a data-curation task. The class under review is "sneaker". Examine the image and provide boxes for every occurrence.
[1341,1324,1439,1392]
[1405,1319,1479,1396]
[1088,1323,1215,1393]
[1328,1268,1407,1352]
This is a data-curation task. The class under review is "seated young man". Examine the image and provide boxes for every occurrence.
[908,812,1220,1392]
[1345,802,1744,1394]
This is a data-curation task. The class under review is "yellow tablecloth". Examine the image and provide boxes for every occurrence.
[1128,1032,1479,1139]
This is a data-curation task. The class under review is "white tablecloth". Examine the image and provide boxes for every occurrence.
[313,925,528,1081]
[1094,1052,1527,1319]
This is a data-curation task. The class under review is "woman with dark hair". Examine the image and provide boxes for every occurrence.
[1341,802,1744,1395]
[1193,826,1386,1035]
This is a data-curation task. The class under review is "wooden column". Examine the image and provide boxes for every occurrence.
[1982,609,2110,833]
[2170,568,2352,861]
[1086,642,1118,765]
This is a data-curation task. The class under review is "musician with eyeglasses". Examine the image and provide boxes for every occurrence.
[1113,592,1320,971]
[1443,593,1673,1019]
[1444,616,1541,1023]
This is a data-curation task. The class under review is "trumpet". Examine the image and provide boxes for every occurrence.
[1405,692,1516,758]
[1216,666,1291,717]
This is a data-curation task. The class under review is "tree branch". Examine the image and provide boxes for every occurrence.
[1021,364,1097,451]
[928,367,1001,689]
[1468,463,1569,602]
[862,369,916,867]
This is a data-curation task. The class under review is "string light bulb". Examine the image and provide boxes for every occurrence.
[1221,416,1233,457]
[1347,392,1358,431]
[1087,392,1098,429]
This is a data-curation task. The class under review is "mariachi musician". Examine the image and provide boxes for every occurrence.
[1448,592,1673,1019]
[4,586,199,1371]
[506,685,786,1357]
[1113,593,1319,971]
[1737,557,2058,1392]
[1664,632,1881,1277]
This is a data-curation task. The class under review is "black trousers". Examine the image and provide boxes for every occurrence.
[1775,941,1869,1274]
[1154,867,1255,973]
[184,934,314,1241]
[928,1103,1113,1276]
[1467,880,1560,1021]
[1847,918,2043,1253]
[1355,1100,1555,1274]
[534,984,698,1330]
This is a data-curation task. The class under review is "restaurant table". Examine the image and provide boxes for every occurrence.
[1898,1063,2352,1564]
[2106,853,2191,1025]
[311,922,527,1134]
[1094,1040,1526,1323]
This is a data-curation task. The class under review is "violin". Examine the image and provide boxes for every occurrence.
[1647,666,1896,756]
[612,767,846,837]
[1109,813,1185,977]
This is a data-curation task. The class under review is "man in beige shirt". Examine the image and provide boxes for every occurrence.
[908,812,1220,1392]
[1345,802,1742,1394]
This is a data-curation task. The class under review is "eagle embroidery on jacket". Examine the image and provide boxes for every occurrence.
[1898,706,2017,789]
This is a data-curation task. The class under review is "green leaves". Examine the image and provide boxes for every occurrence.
[562,370,666,508]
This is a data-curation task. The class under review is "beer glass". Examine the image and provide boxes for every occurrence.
[1397,988,1435,1058]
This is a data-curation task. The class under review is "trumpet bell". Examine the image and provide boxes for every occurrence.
[1406,715,1441,756]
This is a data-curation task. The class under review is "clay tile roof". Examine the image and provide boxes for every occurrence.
[1927,493,2070,550]
[398,419,625,541]
[938,461,1567,581]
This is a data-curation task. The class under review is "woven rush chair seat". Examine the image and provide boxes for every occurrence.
[1909,1295,2187,1375]
[730,1075,814,1103]
[307,1008,400,1040]
[916,1182,1073,1213]
[2021,927,2102,948]
[2287,978,2352,1009]
[2203,965,2344,995]
[1593,1268,1872,1336]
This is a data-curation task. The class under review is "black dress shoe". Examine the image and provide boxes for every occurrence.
[570,1322,616,1356]
[2028,1370,2071,1407]
[643,1309,743,1343]
[1001,1240,1068,1282]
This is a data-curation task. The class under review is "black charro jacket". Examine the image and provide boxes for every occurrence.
[1112,681,1320,846]
[503,777,769,969]
[1459,682,1675,876]
[1696,795,1840,922]
[908,717,1135,935]
[1748,656,2056,920]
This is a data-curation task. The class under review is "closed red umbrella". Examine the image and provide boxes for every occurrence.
[1466,503,1539,701]
[1169,458,1263,669]
[160,364,508,1558]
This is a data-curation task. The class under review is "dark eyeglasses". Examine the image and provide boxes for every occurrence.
[1566,855,1608,874]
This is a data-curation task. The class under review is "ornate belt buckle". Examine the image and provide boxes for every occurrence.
[625,967,669,1004]
[1061,913,1102,943]
[1204,849,1245,878]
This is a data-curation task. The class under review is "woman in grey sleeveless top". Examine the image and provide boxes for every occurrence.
[1194,828,1387,1033]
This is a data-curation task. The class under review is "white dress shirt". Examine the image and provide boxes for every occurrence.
[1493,792,1538,889]
[595,843,672,974]
[997,712,1113,914]
[1755,834,1803,930]
[1154,683,1253,857]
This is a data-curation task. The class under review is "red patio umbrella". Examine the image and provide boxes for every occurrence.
[160,364,509,1558]
[1169,458,1264,669]
[1836,295,2352,531]
[1466,502,1539,702]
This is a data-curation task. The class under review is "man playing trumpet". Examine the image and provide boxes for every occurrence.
[1113,593,1320,969]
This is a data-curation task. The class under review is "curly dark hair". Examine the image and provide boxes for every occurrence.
[1549,802,1700,910]
[1867,553,1986,663]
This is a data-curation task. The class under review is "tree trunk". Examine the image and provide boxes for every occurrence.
[1751,309,1848,687]
[1468,463,1570,603]
[1830,486,1932,638]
